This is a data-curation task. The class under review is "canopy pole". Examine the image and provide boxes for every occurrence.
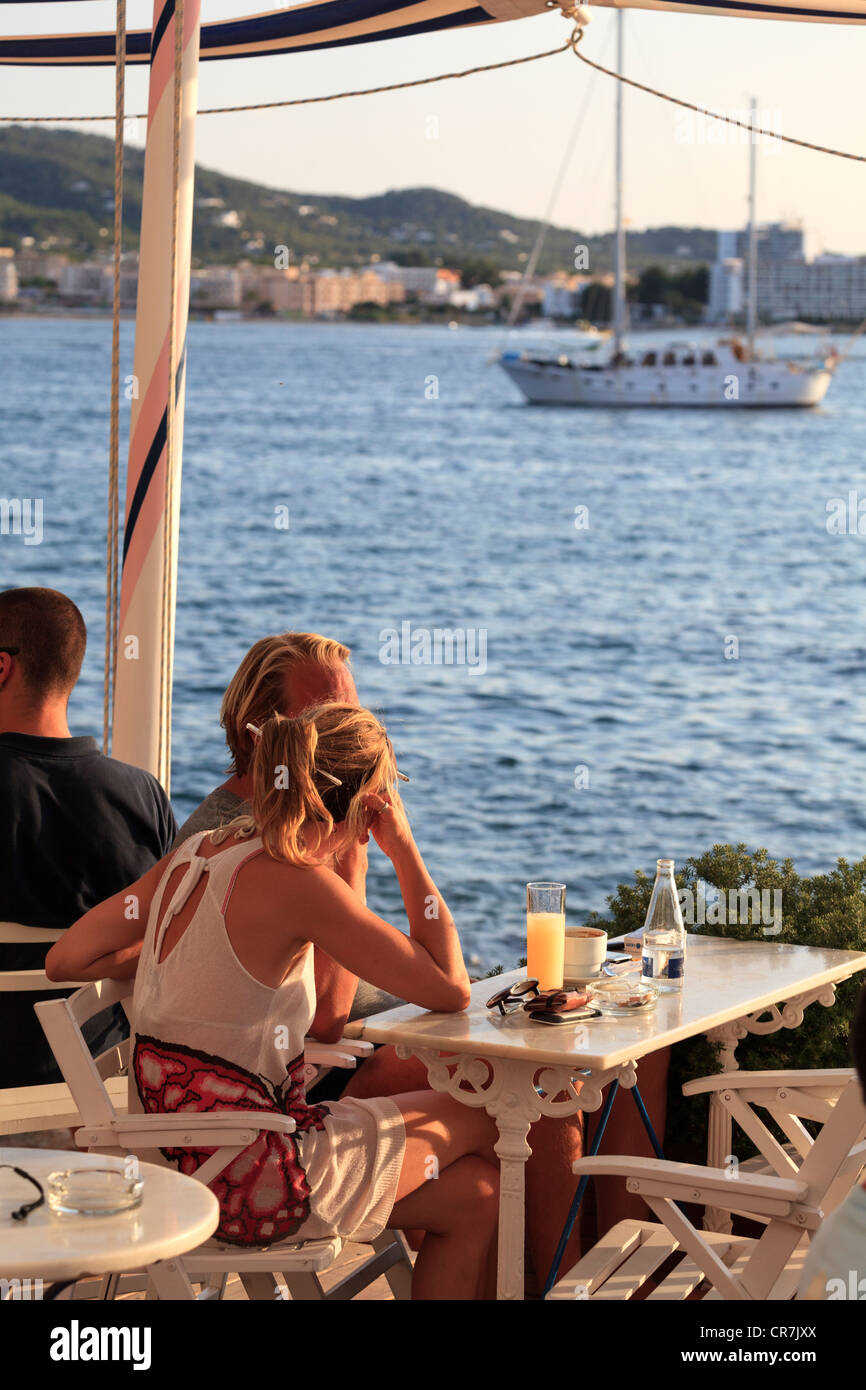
[112,0,201,785]
[612,8,626,355]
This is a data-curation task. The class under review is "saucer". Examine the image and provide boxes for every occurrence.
[563,970,605,986]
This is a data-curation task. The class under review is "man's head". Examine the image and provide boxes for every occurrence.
[220,631,358,777]
[0,588,87,717]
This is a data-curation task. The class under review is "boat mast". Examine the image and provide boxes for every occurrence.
[746,95,758,358]
[612,8,626,355]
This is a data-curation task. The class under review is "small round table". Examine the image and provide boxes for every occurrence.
[0,1147,219,1288]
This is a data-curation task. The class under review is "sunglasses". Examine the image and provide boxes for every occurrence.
[487,979,564,1016]
[486,979,597,1018]
[0,1163,45,1221]
[0,647,20,656]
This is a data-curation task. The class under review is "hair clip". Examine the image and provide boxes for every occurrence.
[246,722,263,743]
[396,770,410,782]
[317,769,342,787]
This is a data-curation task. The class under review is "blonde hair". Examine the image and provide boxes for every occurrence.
[241,701,400,866]
[220,632,351,776]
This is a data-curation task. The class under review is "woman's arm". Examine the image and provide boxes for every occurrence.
[267,801,470,1013]
[45,858,167,982]
[308,835,368,1042]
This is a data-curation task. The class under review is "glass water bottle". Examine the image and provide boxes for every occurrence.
[640,858,685,992]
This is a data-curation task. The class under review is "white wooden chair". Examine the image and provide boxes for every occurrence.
[548,1066,866,1301]
[35,978,413,1301]
[0,923,128,1137]
[683,1067,863,1224]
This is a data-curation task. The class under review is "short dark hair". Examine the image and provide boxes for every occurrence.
[853,985,866,1099]
[0,587,87,699]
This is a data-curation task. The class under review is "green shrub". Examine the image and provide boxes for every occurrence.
[586,845,866,1159]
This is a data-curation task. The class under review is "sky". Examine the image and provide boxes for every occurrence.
[2,1,866,254]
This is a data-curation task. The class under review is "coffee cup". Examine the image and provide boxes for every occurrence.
[564,927,608,981]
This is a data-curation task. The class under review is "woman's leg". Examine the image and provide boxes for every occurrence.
[348,1047,586,1292]
[386,1089,500,1300]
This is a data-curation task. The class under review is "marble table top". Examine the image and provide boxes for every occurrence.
[348,935,866,1071]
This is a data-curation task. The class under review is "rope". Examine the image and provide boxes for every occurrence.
[0,41,571,122]
[103,0,125,755]
[159,0,184,794]
[564,18,866,164]
[1,18,862,163]
[3,12,865,166]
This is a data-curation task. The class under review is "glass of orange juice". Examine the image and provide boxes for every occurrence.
[526,882,566,991]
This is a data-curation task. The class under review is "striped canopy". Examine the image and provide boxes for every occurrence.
[2,0,865,67]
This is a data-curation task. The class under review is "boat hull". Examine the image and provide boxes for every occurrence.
[500,357,833,407]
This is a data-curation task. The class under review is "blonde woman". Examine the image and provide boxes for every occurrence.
[47,703,499,1300]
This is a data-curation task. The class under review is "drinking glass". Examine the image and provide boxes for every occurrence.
[526,882,566,991]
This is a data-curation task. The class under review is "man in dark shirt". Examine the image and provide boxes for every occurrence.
[0,587,176,1088]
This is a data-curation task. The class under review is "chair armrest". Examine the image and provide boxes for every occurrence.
[571,1154,809,1208]
[303,1037,374,1069]
[0,922,65,944]
[1,970,89,992]
[76,1111,296,1150]
[683,1068,855,1097]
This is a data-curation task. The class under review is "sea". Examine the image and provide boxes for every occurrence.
[3,315,866,970]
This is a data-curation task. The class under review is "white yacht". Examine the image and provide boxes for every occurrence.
[499,15,836,410]
[500,337,835,407]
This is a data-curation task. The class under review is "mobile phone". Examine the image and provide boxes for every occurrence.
[528,1007,601,1026]
[605,953,632,964]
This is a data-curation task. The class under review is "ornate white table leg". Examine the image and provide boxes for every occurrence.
[702,984,838,1233]
[396,1044,633,1299]
[485,1061,538,1300]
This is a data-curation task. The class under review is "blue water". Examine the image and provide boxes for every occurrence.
[3,316,866,969]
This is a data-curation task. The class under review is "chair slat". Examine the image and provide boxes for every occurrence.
[547,1219,649,1300]
[94,1041,129,1081]
[702,1247,755,1300]
[186,1237,343,1275]
[591,1226,681,1300]
[647,1233,749,1300]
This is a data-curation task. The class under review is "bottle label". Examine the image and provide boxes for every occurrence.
[642,951,684,980]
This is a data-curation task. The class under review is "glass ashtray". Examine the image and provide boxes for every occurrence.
[588,979,659,1014]
[47,1168,143,1216]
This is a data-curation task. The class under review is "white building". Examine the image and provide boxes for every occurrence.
[0,249,18,302]
[706,222,865,323]
[707,257,744,322]
[364,262,458,300]
[758,257,866,322]
[448,284,496,312]
[189,267,242,309]
[59,262,112,303]
[542,278,585,318]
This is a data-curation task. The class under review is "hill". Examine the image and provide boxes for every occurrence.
[0,125,717,275]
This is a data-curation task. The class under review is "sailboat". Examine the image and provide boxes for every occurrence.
[499,13,836,409]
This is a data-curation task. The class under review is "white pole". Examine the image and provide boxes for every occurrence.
[112,0,201,784]
[746,95,758,358]
[613,8,626,355]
